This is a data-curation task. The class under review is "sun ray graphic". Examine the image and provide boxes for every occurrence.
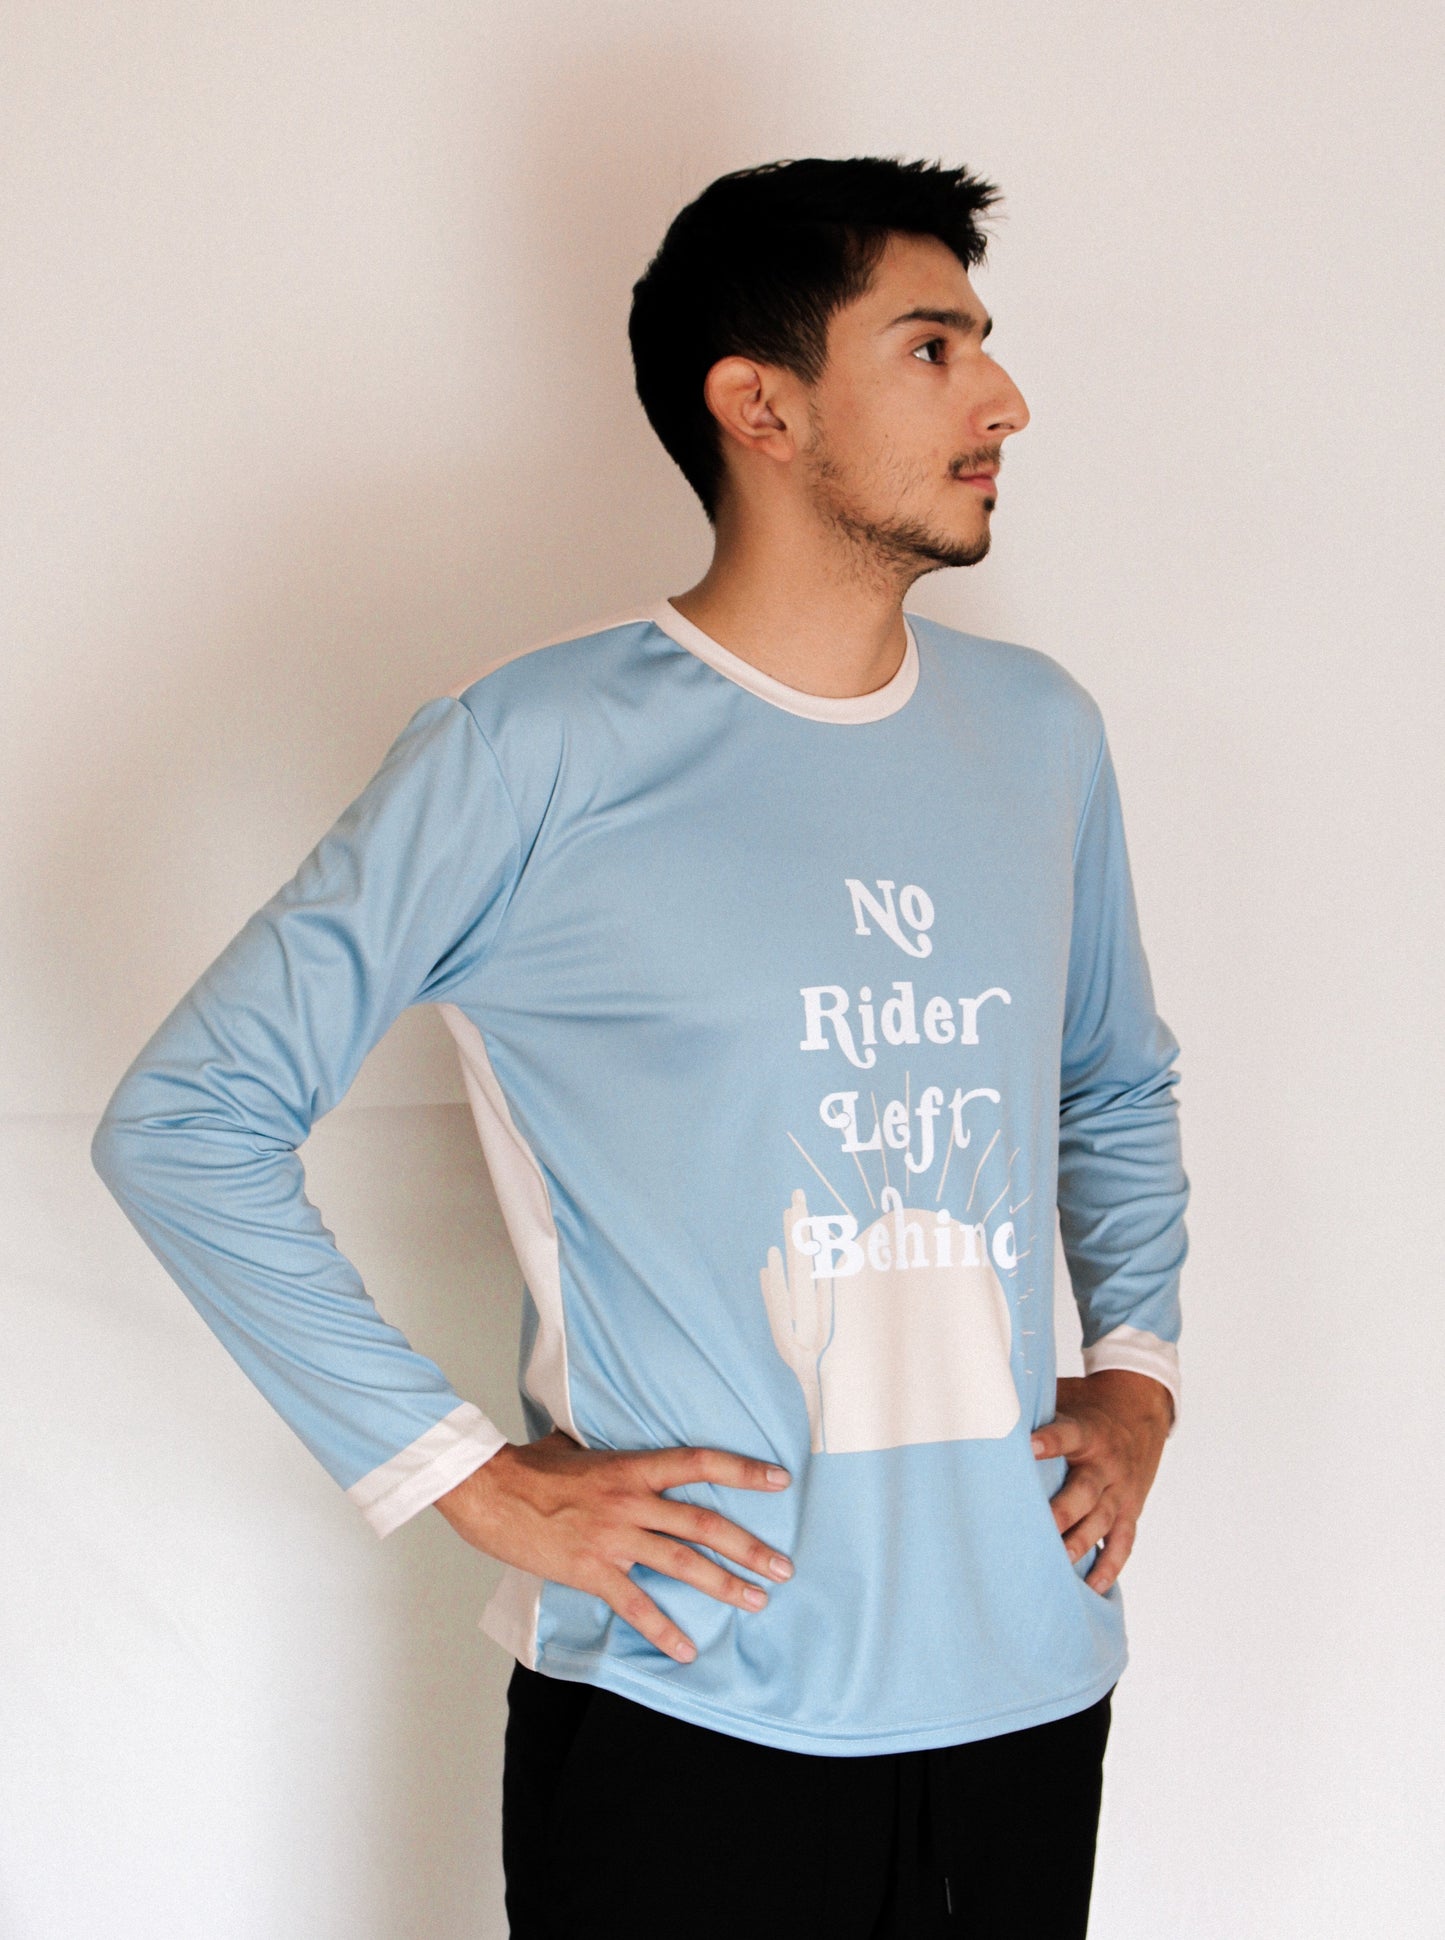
[965,1128,1001,1212]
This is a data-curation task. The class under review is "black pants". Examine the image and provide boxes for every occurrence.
[502,1660,1113,1938]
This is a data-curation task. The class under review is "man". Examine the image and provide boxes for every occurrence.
[92,156,1188,1937]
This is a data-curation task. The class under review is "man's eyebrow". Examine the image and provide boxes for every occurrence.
[886,306,993,340]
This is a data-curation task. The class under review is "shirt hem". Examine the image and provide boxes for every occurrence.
[521,1643,1129,1756]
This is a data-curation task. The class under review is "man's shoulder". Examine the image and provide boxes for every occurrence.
[445,608,660,717]
[434,609,673,829]
[908,610,1106,741]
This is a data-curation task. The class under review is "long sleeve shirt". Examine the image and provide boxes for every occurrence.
[91,597,1189,1755]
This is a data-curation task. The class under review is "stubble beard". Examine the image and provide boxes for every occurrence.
[803,422,993,595]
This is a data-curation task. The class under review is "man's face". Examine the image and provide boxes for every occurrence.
[796,233,1030,574]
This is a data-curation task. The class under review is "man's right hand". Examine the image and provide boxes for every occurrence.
[432,1428,795,1663]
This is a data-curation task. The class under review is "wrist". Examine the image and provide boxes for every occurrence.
[433,1440,515,1531]
[1084,1365,1174,1431]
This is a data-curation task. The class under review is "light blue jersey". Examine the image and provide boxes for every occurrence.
[92,599,1188,1755]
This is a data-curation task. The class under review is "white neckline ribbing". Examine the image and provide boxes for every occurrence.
[647,598,920,724]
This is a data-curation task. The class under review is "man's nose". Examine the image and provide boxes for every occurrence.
[983,366,1030,438]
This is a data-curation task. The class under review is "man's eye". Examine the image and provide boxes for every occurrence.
[912,338,946,363]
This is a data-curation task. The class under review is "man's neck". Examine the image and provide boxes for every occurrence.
[668,520,914,701]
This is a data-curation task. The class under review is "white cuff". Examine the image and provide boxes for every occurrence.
[345,1401,511,1537]
[1081,1326,1181,1435]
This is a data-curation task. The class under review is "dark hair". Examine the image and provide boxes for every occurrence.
[628,155,1003,522]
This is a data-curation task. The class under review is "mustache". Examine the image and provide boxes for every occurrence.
[948,452,1003,478]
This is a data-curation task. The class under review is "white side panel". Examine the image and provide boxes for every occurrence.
[434,1002,580,1445]
[478,1565,548,1669]
[435,1001,580,1668]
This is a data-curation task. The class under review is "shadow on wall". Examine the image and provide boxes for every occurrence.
[41,29,778,1939]
[26,26,767,1116]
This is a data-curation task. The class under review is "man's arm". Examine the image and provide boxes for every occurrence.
[91,693,524,1537]
[1034,721,1190,1592]
[90,691,799,1657]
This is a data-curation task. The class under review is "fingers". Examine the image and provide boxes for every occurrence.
[647,1496,794,1585]
[590,1512,792,1665]
[630,1530,774,1614]
[1051,1484,1137,1595]
[594,1564,700,1664]
[629,1444,792,1495]
[596,1510,791,1664]
[1032,1411,1146,1593]
[1030,1415,1085,1460]
[1058,1496,1114,1567]
[1083,1515,1136,1595]
[1048,1466,1103,1537]
[581,1446,796,1666]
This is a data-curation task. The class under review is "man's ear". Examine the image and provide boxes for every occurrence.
[702,355,797,466]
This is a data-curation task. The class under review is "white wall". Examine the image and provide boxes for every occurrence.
[3,4,1441,1934]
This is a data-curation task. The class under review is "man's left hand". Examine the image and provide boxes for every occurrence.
[1030,1369,1174,1595]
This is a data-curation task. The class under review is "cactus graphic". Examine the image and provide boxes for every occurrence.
[759,1187,836,1451]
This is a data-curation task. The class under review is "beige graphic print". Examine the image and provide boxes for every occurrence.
[760,1184,1020,1453]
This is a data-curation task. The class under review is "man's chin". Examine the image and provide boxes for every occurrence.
[908,525,992,571]
[812,482,992,574]
[882,500,993,572]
